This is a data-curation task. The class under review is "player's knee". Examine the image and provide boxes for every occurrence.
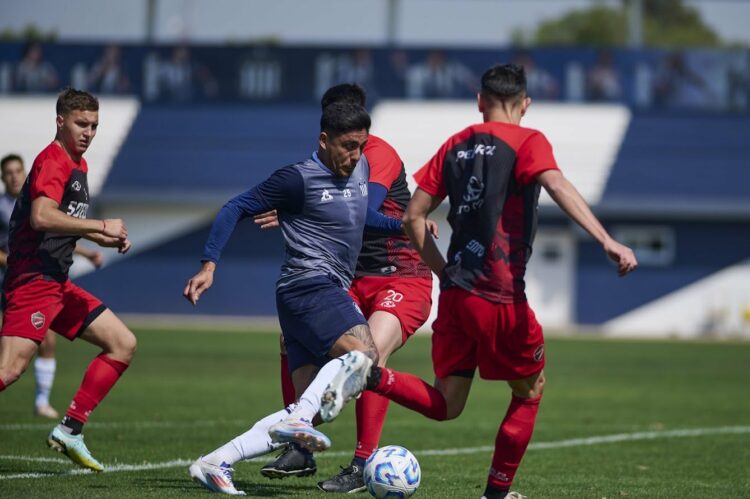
[0,359,31,386]
[443,405,463,421]
[510,372,545,399]
[111,329,137,363]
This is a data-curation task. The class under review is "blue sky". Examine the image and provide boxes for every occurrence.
[1,0,748,46]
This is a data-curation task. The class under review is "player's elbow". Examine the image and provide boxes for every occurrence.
[541,175,565,198]
[30,211,51,232]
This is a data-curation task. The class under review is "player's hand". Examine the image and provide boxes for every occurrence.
[87,251,104,267]
[426,219,439,239]
[184,263,215,305]
[604,239,638,277]
[254,210,279,229]
[102,219,127,239]
[117,239,131,255]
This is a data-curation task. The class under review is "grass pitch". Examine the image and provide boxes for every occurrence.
[1,329,748,498]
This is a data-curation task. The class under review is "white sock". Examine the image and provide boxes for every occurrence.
[289,354,348,422]
[34,357,56,408]
[203,408,289,466]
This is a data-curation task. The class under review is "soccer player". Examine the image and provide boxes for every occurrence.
[0,153,104,420]
[184,101,388,496]
[320,64,638,499]
[256,84,435,493]
[0,89,135,472]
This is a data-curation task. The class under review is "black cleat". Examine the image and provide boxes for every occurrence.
[260,444,317,479]
[317,464,366,493]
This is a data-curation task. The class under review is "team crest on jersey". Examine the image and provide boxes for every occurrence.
[31,311,46,330]
[458,175,485,214]
[533,344,545,362]
[321,189,333,202]
[71,181,82,192]
[358,181,368,196]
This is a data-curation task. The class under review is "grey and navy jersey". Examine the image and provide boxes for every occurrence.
[202,152,370,289]
[0,193,14,282]
[0,193,15,253]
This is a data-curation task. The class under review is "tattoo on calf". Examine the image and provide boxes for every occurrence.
[344,324,379,363]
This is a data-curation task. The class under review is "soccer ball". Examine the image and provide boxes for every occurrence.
[363,445,421,498]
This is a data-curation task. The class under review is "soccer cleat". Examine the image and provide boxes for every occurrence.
[189,457,246,496]
[46,425,104,472]
[317,464,366,493]
[260,443,317,479]
[34,404,60,419]
[268,417,331,452]
[320,351,373,423]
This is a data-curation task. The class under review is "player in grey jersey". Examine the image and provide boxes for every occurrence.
[184,101,387,496]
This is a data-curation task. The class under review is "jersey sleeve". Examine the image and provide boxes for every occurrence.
[201,166,303,263]
[413,139,450,200]
[30,158,67,204]
[514,131,559,185]
[253,165,305,214]
[365,140,403,191]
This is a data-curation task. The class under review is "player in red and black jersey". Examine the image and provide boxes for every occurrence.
[0,89,135,472]
[257,84,435,492]
[322,65,638,498]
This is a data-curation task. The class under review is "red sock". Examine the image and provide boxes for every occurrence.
[280,353,296,406]
[374,368,447,421]
[354,390,390,461]
[66,354,129,424]
[487,394,542,489]
[0,378,5,392]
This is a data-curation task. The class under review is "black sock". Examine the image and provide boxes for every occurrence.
[351,456,366,468]
[365,366,382,390]
[483,484,510,499]
[60,416,84,436]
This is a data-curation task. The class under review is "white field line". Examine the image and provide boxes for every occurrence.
[0,425,748,481]
[0,419,249,431]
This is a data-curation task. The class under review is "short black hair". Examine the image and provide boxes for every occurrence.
[481,64,527,103]
[320,102,371,137]
[1,154,23,173]
[56,87,99,116]
[321,83,367,109]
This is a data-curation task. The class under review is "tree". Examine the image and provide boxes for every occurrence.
[529,0,721,47]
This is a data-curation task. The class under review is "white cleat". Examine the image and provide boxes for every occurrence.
[480,493,527,499]
[268,418,331,452]
[189,457,246,495]
[320,351,373,423]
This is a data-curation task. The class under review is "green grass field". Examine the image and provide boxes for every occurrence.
[1,329,749,498]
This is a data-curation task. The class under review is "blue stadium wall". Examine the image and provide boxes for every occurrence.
[574,220,750,324]
[80,108,750,324]
[77,219,286,316]
[573,112,750,324]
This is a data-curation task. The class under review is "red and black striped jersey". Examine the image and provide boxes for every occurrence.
[414,121,558,303]
[5,143,90,287]
[356,135,431,279]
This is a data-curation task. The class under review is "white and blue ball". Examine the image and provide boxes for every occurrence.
[363,445,421,498]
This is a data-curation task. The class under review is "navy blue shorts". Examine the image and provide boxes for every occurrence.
[277,275,367,372]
